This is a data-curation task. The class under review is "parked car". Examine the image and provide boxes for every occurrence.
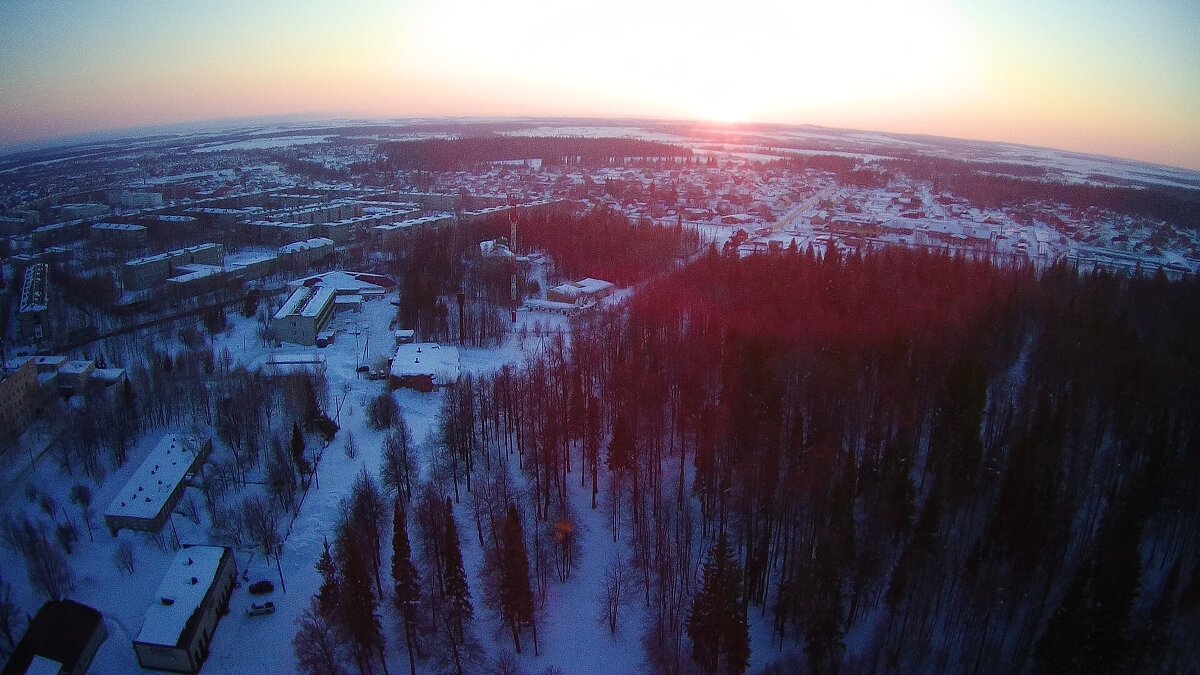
[248,580,274,595]
[247,602,275,617]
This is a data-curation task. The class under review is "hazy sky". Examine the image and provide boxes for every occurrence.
[1,0,1198,170]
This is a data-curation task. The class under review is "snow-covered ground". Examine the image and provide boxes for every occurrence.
[7,286,773,673]
[193,136,336,153]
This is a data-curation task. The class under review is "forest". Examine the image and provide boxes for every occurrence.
[331,243,1200,673]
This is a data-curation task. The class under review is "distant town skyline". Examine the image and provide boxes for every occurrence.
[1,0,1198,171]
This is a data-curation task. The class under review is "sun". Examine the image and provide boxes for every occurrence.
[694,101,750,124]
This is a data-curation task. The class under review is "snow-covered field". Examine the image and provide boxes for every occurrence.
[193,136,335,153]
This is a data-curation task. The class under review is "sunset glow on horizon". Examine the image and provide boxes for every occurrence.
[1,0,1198,170]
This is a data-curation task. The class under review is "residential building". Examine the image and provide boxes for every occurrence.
[17,264,50,343]
[55,203,109,220]
[0,359,40,447]
[133,545,236,674]
[89,222,148,249]
[122,243,224,290]
[1,600,108,675]
[114,191,164,209]
[277,237,334,272]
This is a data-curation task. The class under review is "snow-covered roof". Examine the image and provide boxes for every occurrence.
[287,270,395,293]
[274,285,336,320]
[575,278,614,294]
[136,546,228,647]
[91,222,147,232]
[26,655,64,675]
[126,243,221,266]
[105,435,206,522]
[58,360,93,376]
[547,283,583,298]
[390,343,460,385]
[524,299,588,314]
[278,237,334,254]
[301,287,338,318]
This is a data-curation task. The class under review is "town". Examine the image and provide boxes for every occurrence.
[1,119,1199,674]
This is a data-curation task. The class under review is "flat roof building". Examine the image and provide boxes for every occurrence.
[0,358,40,447]
[133,545,237,674]
[104,435,212,535]
[90,222,148,249]
[122,243,224,290]
[389,343,461,392]
[546,277,616,305]
[1,600,107,675]
[272,285,337,346]
[17,264,50,344]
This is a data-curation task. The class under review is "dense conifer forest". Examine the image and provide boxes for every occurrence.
[421,245,1199,671]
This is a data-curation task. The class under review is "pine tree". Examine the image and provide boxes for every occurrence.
[687,531,749,674]
[392,500,421,675]
[499,506,537,655]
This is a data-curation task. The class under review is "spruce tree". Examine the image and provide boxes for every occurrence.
[443,498,473,634]
[500,506,537,654]
[337,533,386,675]
[687,531,749,674]
[441,497,472,675]
[392,500,421,675]
[291,421,311,484]
[315,537,339,621]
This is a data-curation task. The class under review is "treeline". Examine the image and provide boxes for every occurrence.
[373,137,692,171]
[480,206,703,286]
[381,244,1200,672]
[897,156,1200,228]
[773,155,889,188]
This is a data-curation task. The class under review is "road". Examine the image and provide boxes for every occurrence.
[772,186,834,233]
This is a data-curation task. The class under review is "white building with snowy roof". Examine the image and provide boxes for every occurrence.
[272,285,337,346]
[133,545,236,674]
[104,435,211,535]
[389,343,460,392]
[546,277,615,305]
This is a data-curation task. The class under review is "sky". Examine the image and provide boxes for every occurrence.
[1,0,1198,170]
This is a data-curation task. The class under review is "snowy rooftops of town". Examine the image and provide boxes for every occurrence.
[225,251,278,266]
[105,435,206,522]
[278,237,334,254]
[166,264,224,284]
[148,215,197,223]
[389,343,461,385]
[136,545,227,647]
